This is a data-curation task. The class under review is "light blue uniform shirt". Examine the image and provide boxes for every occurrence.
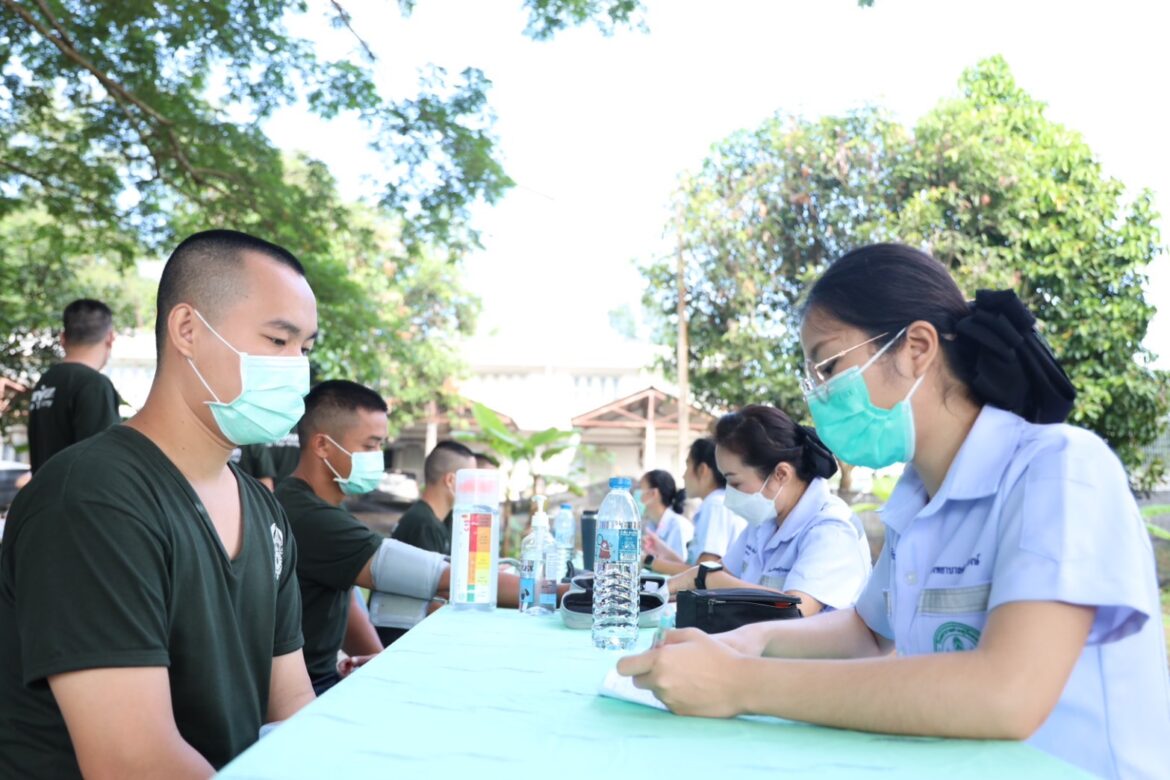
[855,406,1170,779]
[722,477,872,609]
[687,489,749,564]
[646,508,693,561]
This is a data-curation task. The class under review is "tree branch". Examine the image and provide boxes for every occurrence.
[329,1,377,61]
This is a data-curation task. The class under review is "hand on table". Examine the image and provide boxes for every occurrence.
[616,628,747,718]
[642,531,682,563]
[337,653,378,678]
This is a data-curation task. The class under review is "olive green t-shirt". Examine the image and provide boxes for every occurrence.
[27,362,120,473]
[239,434,301,485]
[275,478,382,683]
[0,426,304,778]
[391,499,451,554]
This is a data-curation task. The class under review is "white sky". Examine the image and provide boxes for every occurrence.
[266,0,1170,368]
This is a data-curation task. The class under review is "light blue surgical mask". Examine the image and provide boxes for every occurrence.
[632,488,647,517]
[187,310,310,446]
[803,328,924,469]
[322,435,384,496]
[724,476,786,527]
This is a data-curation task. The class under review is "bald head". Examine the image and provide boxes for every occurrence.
[155,229,306,358]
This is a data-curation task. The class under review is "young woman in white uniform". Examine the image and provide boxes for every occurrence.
[618,243,1170,779]
[643,438,748,574]
[635,469,694,561]
[661,406,872,617]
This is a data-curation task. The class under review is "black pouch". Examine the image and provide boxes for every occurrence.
[675,588,801,634]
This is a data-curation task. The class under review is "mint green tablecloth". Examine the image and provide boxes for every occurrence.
[219,608,1085,779]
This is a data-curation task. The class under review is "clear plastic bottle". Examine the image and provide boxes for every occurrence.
[551,503,576,583]
[592,477,641,650]
[519,496,558,616]
[450,469,501,611]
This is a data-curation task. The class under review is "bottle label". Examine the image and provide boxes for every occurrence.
[519,559,538,609]
[596,527,640,564]
[539,577,557,609]
[458,511,495,604]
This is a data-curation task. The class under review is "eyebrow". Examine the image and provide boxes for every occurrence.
[264,319,319,341]
[807,336,834,364]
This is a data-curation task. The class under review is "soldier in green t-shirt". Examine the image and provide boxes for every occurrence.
[0,230,319,778]
[278,380,541,690]
[239,433,301,492]
[27,298,121,474]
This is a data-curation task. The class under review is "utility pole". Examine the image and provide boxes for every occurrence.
[676,214,690,478]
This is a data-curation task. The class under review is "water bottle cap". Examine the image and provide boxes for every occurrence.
[560,503,572,510]
[609,477,632,490]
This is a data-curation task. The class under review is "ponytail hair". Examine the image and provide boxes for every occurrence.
[801,243,1075,424]
[714,405,838,482]
[643,469,687,513]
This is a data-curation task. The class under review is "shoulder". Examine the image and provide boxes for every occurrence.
[1009,419,1126,489]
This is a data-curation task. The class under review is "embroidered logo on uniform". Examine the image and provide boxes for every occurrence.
[933,621,981,652]
[270,523,284,580]
[931,553,981,576]
[30,386,56,411]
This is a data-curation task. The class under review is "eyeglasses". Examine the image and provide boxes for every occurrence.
[800,331,889,397]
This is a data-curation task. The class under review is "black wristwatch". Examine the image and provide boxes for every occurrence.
[695,561,724,589]
[643,554,655,571]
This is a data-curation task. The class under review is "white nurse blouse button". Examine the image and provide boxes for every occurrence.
[905,571,918,585]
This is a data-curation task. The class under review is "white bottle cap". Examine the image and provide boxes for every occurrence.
[531,495,550,529]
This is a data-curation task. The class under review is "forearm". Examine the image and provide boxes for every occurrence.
[730,649,1032,739]
[650,558,693,576]
[752,606,887,659]
[79,741,215,780]
[342,591,383,656]
[668,567,776,596]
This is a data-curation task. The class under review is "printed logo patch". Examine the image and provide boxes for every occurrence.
[271,523,284,580]
[30,386,56,411]
[933,621,981,652]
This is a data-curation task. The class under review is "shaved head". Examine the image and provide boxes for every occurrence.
[424,441,476,485]
[155,229,306,358]
[298,380,389,442]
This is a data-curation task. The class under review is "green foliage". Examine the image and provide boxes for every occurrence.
[644,56,1168,488]
[0,0,640,431]
[456,402,581,497]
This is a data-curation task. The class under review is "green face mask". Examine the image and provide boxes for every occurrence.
[323,435,384,496]
[632,488,647,517]
[187,310,310,446]
[804,328,924,470]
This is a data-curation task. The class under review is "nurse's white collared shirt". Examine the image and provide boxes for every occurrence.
[686,489,749,564]
[854,405,1170,779]
[645,507,693,560]
[721,477,872,609]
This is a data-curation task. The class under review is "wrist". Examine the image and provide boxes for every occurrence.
[728,654,759,717]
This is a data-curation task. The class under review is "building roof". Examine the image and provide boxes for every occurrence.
[572,386,714,432]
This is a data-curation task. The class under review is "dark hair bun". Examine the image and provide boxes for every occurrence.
[798,425,838,480]
[955,290,1076,424]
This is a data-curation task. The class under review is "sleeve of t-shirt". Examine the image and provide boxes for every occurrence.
[14,493,170,684]
[784,520,871,609]
[72,376,120,440]
[855,536,894,641]
[659,516,686,559]
[988,431,1154,646]
[700,504,745,558]
[295,505,382,591]
[240,445,277,481]
[273,512,305,657]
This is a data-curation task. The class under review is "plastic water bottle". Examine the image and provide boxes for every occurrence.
[551,503,576,583]
[519,496,558,616]
[592,477,641,650]
[450,469,501,611]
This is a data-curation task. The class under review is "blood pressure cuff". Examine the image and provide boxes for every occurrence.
[366,539,448,629]
[675,588,801,634]
[370,538,446,600]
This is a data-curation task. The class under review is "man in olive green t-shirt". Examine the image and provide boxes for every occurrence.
[392,440,479,554]
[239,433,301,491]
[279,381,535,689]
[27,298,121,474]
[0,230,318,778]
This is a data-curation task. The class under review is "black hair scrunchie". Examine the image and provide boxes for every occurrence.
[954,289,1076,424]
[798,424,839,480]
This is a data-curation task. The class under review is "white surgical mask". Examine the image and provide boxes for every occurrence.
[724,475,785,527]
